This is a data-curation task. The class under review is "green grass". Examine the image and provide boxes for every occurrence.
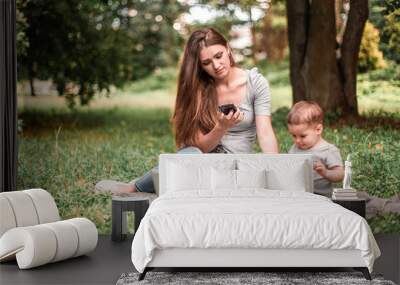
[18,108,176,234]
[357,62,400,113]
[18,107,400,234]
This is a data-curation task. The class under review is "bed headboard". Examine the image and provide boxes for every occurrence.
[158,154,313,196]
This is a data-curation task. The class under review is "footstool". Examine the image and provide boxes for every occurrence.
[111,193,157,242]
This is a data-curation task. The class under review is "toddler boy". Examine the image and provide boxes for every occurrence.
[287,101,344,197]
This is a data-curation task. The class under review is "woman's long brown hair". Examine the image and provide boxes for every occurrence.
[172,28,235,149]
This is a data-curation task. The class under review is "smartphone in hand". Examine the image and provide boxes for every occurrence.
[218,104,237,115]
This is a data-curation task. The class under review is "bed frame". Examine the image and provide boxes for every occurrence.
[139,249,371,280]
[137,154,372,281]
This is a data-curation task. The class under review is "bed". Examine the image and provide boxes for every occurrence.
[131,154,380,280]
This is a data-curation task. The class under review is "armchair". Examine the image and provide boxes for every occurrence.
[0,189,98,269]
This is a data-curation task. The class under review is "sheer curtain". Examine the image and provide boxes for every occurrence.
[0,0,17,192]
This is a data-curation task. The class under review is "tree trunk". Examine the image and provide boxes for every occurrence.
[286,0,308,103]
[302,0,345,111]
[339,0,368,115]
[286,0,367,116]
[29,65,36,96]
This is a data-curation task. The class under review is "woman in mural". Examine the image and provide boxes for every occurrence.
[95,27,279,194]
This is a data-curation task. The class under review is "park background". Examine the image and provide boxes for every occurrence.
[15,0,399,234]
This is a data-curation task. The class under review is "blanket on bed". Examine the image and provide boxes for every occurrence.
[131,190,380,273]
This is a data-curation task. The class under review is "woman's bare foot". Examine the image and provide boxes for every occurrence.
[94,180,137,194]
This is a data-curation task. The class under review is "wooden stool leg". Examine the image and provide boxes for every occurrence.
[112,201,125,241]
[121,209,127,236]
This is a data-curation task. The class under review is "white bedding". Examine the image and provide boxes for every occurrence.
[131,190,380,273]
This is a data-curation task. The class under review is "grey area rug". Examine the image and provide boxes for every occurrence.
[116,271,395,285]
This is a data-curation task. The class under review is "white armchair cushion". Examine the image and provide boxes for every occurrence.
[0,196,17,237]
[1,191,40,227]
[0,218,97,269]
[66,218,98,257]
[0,189,60,237]
[24,189,60,223]
[42,221,79,262]
[0,226,57,268]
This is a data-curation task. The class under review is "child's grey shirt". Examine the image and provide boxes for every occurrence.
[220,68,271,154]
[288,141,343,194]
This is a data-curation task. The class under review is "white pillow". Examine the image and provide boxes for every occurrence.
[211,168,237,191]
[266,168,306,191]
[211,168,268,190]
[237,159,309,192]
[236,169,268,189]
[167,163,211,191]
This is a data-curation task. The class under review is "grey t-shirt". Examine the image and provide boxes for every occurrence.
[288,140,343,195]
[219,68,271,154]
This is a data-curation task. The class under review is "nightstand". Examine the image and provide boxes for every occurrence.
[332,197,366,218]
[111,193,157,242]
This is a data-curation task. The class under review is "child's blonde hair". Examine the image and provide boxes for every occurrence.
[287,101,324,126]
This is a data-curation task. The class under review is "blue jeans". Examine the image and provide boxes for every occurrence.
[134,146,203,193]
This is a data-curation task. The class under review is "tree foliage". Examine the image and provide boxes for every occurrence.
[382,3,400,64]
[358,21,386,73]
[16,0,29,57]
[198,0,271,63]
[369,0,400,64]
[17,0,187,105]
